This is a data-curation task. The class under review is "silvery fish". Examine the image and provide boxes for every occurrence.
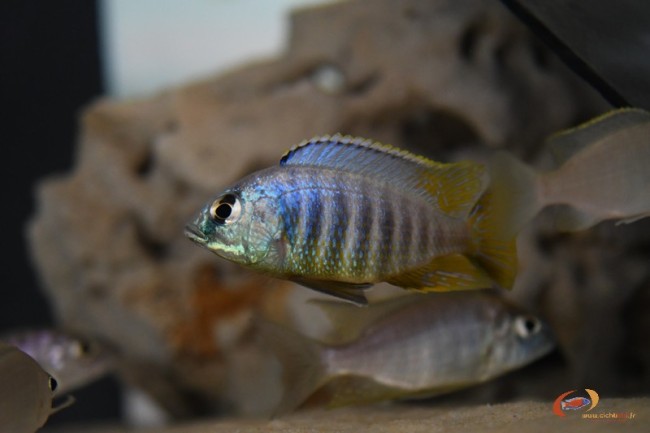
[259,292,554,413]
[491,108,650,234]
[1,329,115,394]
[186,135,516,305]
[0,342,72,433]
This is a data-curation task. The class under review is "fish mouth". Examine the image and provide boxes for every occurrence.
[184,224,207,245]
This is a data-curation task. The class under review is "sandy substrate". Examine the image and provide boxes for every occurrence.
[48,398,649,432]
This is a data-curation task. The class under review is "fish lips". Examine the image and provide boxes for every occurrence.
[184,223,208,246]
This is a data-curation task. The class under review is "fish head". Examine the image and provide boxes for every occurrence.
[48,334,115,394]
[0,342,63,429]
[1,330,116,394]
[483,308,555,377]
[185,179,283,268]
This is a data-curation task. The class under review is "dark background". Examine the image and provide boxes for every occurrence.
[1,0,121,425]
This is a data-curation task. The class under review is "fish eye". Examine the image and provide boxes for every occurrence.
[514,315,542,338]
[80,341,91,354]
[209,193,241,225]
[48,376,58,392]
[76,340,92,355]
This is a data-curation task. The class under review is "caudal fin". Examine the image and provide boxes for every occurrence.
[467,192,518,289]
[255,320,329,416]
[384,151,539,293]
[488,151,543,238]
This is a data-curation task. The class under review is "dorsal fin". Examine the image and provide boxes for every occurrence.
[281,134,488,218]
[547,108,650,166]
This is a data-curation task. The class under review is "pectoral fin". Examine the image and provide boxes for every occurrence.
[291,278,371,306]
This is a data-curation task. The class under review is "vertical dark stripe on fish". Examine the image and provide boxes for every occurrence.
[296,188,312,273]
[286,174,307,271]
[433,213,446,256]
[337,190,351,275]
[378,195,395,277]
[357,186,374,276]
[324,190,346,276]
[386,197,404,273]
[280,193,295,249]
[417,202,432,258]
[306,188,322,269]
[288,177,303,247]
[401,195,416,266]
[316,189,333,274]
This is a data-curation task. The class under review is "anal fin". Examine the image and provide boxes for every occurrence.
[387,254,494,292]
[320,374,471,408]
[291,278,371,306]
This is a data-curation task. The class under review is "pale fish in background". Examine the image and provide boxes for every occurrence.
[1,329,115,394]
[491,108,650,234]
[186,135,516,305]
[0,342,72,433]
[259,292,554,414]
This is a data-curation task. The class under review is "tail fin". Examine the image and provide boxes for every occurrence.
[255,320,329,416]
[385,152,539,293]
[488,151,542,238]
[467,192,518,289]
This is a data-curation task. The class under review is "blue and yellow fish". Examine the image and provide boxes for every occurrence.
[185,135,515,304]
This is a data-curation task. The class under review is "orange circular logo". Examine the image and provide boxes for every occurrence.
[553,389,600,417]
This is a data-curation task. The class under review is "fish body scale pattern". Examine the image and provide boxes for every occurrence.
[274,168,464,280]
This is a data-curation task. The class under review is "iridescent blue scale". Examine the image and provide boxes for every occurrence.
[273,169,412,280]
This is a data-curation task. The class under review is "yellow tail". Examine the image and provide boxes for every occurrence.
[488,151,541,239]
[467,192,518,289]
[385,192,517,292]
[384,157,520,293]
